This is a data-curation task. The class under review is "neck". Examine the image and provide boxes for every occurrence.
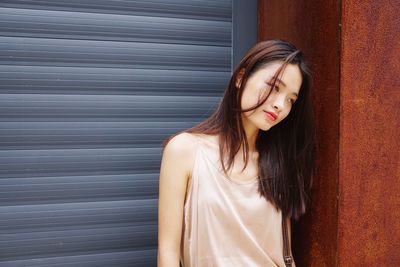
[241,120,259,153]
[245,132,258,153]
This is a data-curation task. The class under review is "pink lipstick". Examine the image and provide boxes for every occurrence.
[264,111,277,121]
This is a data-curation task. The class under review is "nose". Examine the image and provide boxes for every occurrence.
[271,94,285,111]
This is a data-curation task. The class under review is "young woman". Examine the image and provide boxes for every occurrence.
[157,39,315,267]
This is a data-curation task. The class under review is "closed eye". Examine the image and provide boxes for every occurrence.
[267,82,296,104]
[267,82,279,91]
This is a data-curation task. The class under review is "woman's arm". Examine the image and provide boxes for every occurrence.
[157,133,196,267]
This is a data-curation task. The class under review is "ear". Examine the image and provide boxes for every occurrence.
[235,68,245,89]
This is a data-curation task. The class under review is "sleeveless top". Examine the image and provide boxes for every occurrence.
[180,133,296,267]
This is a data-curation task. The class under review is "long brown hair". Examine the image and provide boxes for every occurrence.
[163,39,315,220]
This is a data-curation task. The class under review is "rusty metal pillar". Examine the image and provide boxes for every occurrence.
[338,0,400,265]
[258,0,399,266]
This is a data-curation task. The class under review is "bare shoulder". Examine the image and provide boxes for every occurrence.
[164,132,197,150]
[162,132,198,177]
[163,132,198,157]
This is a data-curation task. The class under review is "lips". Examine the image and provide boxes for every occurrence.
[264,111,278,121]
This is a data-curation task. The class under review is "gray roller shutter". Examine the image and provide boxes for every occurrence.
[0,1,233,266]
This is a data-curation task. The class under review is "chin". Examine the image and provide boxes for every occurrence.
[260,125,273,132]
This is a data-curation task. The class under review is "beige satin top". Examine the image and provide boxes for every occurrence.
[180,134,295,267]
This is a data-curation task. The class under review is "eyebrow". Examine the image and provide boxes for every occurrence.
[270,76,299,97]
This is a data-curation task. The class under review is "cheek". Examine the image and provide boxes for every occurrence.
[241,86,268,109]
[241,91,258,109]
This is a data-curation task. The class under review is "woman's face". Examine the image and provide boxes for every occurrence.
[238,61,302,132]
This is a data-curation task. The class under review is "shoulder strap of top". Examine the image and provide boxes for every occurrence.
[282,215,293,266]
[187,133,203,179]
[187,133,206,156]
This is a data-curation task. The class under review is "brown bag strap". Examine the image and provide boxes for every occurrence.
[282,214,293,267]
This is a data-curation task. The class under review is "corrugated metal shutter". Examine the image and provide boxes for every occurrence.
[0,1,232,266]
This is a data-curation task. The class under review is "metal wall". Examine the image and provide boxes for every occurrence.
[338,0,400,265]
[0,1,233,266]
